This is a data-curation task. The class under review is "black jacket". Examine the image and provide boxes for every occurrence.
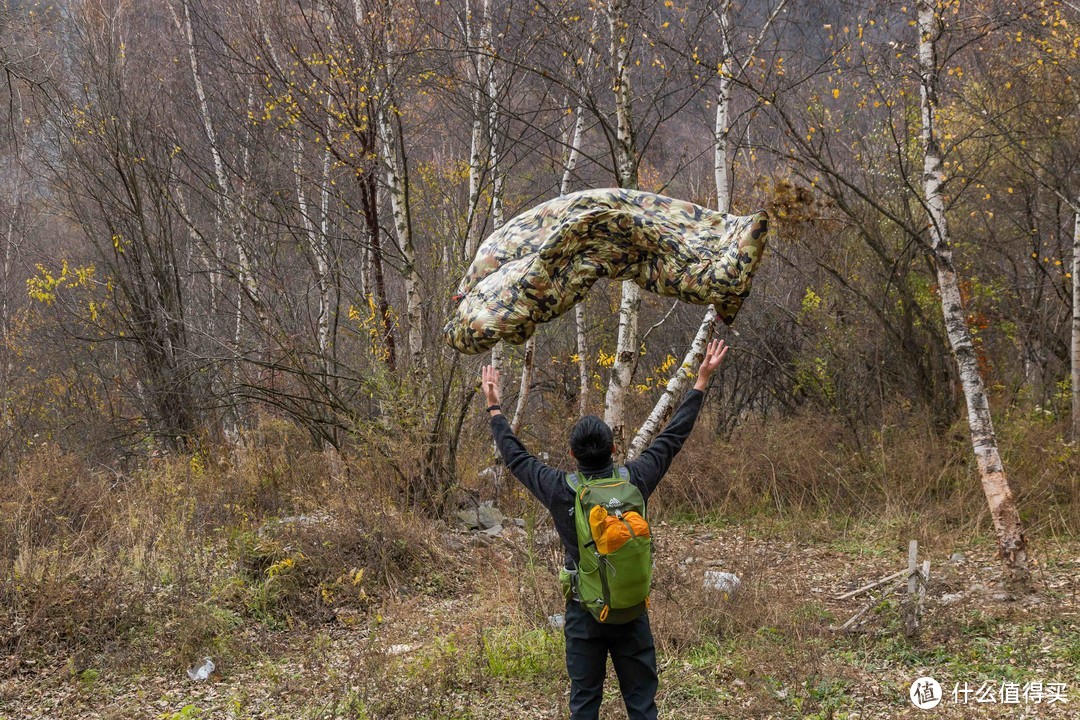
[489,389,705,567]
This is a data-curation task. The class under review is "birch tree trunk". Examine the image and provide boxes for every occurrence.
[464,0,493,260]
[918,0,1027,580]
[562,81,591,416]
[575,305,590,415]
[556,19,595,417]
[1072,202,1079,441]
[0,172,18,431]
[603,0,641,456]
[172,0,260,312]
[512,88,590,430]
[487,60,504,234]
[510,337,534,434]
[375,0,423,369]
[628,6,735,459]
[294,135,331,376]
[362,167,397,372]
[628,0,786,456]
[486,45,509,401]
[173,0,259,437]
[567,106,590,417]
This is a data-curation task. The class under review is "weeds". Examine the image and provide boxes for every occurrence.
[483,627,563,679]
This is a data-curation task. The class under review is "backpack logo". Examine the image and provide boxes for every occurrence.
[606,498,622,509]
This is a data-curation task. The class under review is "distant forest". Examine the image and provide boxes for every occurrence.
[1,0,1076,522]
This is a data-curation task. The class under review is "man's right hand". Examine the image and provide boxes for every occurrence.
[694,339,728,391]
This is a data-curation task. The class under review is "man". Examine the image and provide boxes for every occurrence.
[480,338,728,720]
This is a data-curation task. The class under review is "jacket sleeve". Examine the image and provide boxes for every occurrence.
[625,389,705,499]
[489,414,564,509]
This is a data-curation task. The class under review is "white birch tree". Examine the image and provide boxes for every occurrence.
[511,88,590,432]
[1073,201,1080,441]
[464,0,494,260]
[372,0,424,369]
[602,0,641,456]
[918,0,1027,579]
[628,0,786,458]
[293,131,333,377]
[564,21,596,418]
[171,0,260,316]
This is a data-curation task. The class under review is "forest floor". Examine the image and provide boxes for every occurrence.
[2,514,1078,720]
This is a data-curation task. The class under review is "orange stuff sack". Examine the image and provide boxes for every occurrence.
[589,505,609,547]
[589,506,650,555]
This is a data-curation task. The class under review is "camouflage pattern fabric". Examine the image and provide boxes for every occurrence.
[444,188,770,354]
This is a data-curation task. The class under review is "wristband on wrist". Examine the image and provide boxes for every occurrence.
[487,404,502,412]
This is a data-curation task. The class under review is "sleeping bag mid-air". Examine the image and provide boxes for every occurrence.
[444,188,770,355]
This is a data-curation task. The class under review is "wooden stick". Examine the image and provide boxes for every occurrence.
[835,576,909,632]
[917,559,930,614]
[907,540,919,598]
[835,568,909,601]
[904,540,921,637]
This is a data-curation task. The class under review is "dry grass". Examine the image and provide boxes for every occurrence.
[0,404,1077,717]
[0,418,451,675]
[654,403,1078,540]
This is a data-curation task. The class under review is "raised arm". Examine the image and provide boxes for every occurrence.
[627,339,728,497]
[482,365,563,507]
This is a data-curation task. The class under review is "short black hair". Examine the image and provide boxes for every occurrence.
[570,415,613,465]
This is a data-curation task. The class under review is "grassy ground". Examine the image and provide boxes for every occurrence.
[2,511,1076,719]
[2,408,1077,718]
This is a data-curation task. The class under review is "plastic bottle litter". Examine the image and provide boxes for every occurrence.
[187,657,215,681]
[703,571,741,600]
[548,613,565,629]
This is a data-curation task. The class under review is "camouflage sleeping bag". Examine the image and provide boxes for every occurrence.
[444,188,770,355]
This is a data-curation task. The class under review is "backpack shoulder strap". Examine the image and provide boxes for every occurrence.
[566,471,585,492]
[616,466,629,480]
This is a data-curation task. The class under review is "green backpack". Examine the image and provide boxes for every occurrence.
[563,467,653,624]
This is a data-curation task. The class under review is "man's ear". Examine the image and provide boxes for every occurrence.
[569,449,576,459]
[611,444,617,455]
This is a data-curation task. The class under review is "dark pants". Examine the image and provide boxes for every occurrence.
[564,600,659,720]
